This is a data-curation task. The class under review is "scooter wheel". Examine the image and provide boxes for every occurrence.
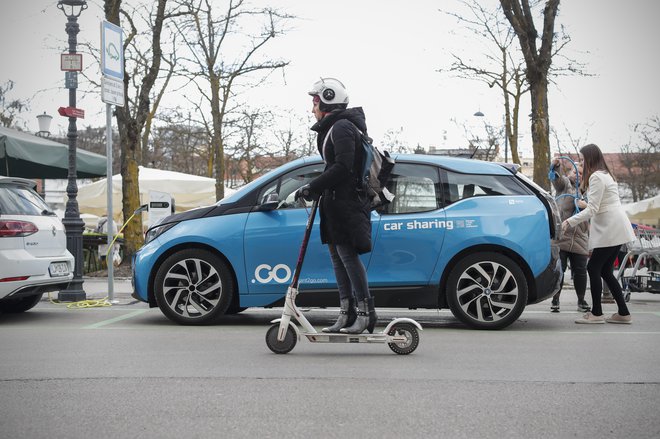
[387,323,419,355]
[266,323,297,354]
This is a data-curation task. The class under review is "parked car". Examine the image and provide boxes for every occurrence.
[132,154,562,329]
[0,176,73,313]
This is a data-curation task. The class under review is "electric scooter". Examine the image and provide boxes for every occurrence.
[265,198,422,355]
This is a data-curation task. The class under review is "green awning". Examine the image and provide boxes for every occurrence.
[0,125,107,178]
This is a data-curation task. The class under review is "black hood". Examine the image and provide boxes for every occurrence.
[311,107,368,135]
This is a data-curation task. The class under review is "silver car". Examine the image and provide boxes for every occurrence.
[0,176,73,313]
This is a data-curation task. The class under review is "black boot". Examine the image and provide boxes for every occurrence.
[340,299,369,334]
[322,297,357,333]
[366,297,377,334]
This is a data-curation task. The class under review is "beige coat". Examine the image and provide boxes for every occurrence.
[566,171,635,250]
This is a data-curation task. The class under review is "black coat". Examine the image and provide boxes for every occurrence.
[308,107,372,254]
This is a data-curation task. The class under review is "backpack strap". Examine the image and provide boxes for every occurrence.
[322,126,334,161]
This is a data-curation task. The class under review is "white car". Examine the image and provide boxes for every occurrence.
[0,176,73,313]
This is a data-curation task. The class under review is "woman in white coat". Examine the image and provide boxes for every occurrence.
[563,144,636,324]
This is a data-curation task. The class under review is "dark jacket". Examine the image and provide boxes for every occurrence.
[552,172,589,255]
[308,107,371,254]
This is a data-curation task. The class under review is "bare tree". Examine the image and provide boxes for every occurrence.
[104,0,182,261]
[271,112,312,160]
[382,127,412,154]
[149,109,209,175]
[618,116,660,202]
[441,0,527,164]
[226,108,276,184]
[0,80,29,128]
[500,0,560,189]
[174,0,292,200]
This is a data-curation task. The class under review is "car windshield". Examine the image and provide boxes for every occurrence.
[218,158,316,205]
[0,184,50,215]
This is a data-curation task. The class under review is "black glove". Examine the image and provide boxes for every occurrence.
[294,184,317,202]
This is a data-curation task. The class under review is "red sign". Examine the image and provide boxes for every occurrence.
[57,106,85,119]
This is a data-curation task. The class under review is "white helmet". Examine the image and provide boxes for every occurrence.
[308,77,349,111]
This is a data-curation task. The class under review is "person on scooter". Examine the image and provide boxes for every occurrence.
[295,77,377,334]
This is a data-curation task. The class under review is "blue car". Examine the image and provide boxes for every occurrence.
[132,154,562,329]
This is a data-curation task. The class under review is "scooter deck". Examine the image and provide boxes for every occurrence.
[302,331,407,344]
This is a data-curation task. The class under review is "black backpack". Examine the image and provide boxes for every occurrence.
[324,124,396,210]
[354,129,395,210]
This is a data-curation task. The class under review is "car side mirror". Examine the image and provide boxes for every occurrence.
[258,192,279,211]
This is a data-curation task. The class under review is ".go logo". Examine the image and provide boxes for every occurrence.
[254,263,292,284]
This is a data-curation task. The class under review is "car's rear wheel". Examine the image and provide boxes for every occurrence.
[446,252,527,330]
[154,249,234,325]
[0,293,43,313]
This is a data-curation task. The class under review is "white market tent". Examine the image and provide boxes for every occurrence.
[74,166,236,222]
[623,194,660,227]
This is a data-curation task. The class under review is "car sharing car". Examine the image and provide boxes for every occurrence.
[132,154,562,330]
[0,176,73,313]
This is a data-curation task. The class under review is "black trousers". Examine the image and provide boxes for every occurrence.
[587,245,630,317]
[554,250,588,301]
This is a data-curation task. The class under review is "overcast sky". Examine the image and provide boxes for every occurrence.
[1,0,659,156]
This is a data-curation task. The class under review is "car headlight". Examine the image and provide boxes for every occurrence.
[144,222,178,245]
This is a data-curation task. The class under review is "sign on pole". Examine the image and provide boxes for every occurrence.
[61,53,83,71]
[65,71,78,89]
[100,20,124,302]
[57,106,85,119]
[100,21,124,80]
[101,76,125,107]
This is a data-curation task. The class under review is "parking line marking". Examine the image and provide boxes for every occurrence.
[83,309,148,329]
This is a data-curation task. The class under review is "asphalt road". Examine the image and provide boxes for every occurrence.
[1,279,659,438]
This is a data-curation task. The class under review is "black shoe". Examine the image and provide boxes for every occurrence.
[366,297,377,334]
[551,298,560,313]
[577,300,591,313]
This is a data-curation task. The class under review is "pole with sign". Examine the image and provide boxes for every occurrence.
[101,20,124,302]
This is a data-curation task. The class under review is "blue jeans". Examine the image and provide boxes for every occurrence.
[328,243,370,302]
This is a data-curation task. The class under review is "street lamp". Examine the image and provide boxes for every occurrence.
[36,112,52,137]
[57,0,88,302]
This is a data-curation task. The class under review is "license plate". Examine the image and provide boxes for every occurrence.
[49,262,70,277]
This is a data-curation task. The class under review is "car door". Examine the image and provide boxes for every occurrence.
[367,162,446,287]
[242,164,327,295]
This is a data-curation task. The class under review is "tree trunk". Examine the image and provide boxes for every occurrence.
[530,78,551,189]
[500,0,559,189]
[210,74,225,201]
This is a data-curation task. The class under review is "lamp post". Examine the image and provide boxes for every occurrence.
[58,0,88,302]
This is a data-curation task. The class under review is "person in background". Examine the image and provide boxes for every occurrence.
[295,77,377,334]
[548,156,590,313]
[563,144,636,324]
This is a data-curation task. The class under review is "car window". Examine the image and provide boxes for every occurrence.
[0,184,50,215]
[442,170,529,207]
[377,163,441,215]
[258,164,324,209]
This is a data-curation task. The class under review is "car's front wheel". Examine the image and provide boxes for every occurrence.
[446,252,527,330]
[154,249,234,325]
[0,293,43,313]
